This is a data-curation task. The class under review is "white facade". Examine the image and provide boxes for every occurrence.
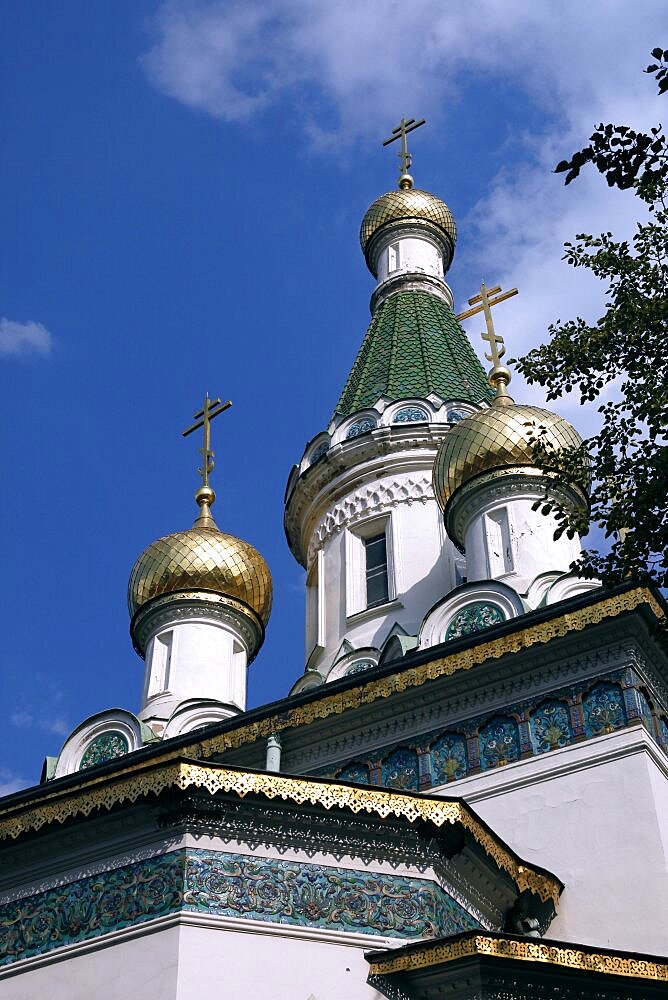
[374,229,444,286]
[308,476,453,670]
[137,605,253,734]
[443,725,668,955]
[285,408,471,684]
[452,477,583,598]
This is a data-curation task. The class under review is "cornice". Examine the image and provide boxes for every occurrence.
[367,931,668,981]
[2,588,663,827]
[285,427,450,566]
[281,638,645,773]
[131,590,264,661]
[370,271,454,313]
[0,759,561,906]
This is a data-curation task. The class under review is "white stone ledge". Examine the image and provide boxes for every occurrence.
[0,910,403,979]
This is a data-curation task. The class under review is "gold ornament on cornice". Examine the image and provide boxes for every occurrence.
[1,589,662,830]
[0,760,561,905]
[368,933,668,981]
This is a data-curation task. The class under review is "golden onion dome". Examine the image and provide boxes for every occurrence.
[432,403,585,511]
[360,184,457,273]
[128,490,272,626]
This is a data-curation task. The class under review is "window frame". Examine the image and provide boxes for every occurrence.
[345,514,396,618]
[306,549,326,656]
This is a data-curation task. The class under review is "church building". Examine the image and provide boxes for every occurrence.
[1,119,667,999]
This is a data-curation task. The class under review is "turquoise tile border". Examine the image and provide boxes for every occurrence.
[1,849,479,967]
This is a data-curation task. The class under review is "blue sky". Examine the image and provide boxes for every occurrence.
[1,0,663,792]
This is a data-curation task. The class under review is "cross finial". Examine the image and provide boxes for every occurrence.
[455,281,519,405]
[182,393,232,523]
[382,117,426,189]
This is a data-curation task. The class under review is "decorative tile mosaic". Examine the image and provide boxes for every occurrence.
[637,688,654,733]
[658,717,668,750]
[79,731,130,770]
[0,849,479,967]
[1,852,183,967]
[393,406,429,423]
[337,762,371,784]
[382,748,420,791]
[444,602,506,642]
[183,851,478,939]
[530,701,572,754]
[312,673,655,793]
[310,441,329,464]
[430,733,467,783]
[447,409,467,423]
[346,659,376,676]
[479,717,520,770]
[583,683,627,736]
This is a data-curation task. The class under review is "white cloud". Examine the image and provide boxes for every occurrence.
[143,1,664,137]
[0,318,53,358]
[11,709,70,737]
[0,768,26,797]
[10,710,34,729]
[143,0,664,436]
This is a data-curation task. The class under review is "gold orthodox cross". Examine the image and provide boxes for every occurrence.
[383,117,426,178]
[455,281,518,366]
[182,393,232,489]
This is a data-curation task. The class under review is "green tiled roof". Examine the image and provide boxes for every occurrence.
[334,290,493,420]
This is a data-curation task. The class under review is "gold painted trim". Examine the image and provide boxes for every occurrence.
[191,587,664,759]
[0,760,560,905]
[0,589,662,836]
[368,934,668,981]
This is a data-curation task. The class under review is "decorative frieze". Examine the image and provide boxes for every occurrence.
[312,670,668,791]
[0,848,480,968]
[307,473,434,563]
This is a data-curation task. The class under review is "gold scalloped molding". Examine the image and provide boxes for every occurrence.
[191,588,664,760]
[0,589,662,847]
[368,933,668,981]
[0,761,560,905]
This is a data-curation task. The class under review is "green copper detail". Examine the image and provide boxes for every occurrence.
[334,291,492,420]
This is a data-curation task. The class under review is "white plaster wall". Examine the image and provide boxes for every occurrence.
[141,618,247,724]
[376,234,442,284]
[463,490,581,595]
[175,922,385,1000]
[0,924,180,1000]
[0,920,388,1000]
[311,488,456,673]
[439,728,668,955]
